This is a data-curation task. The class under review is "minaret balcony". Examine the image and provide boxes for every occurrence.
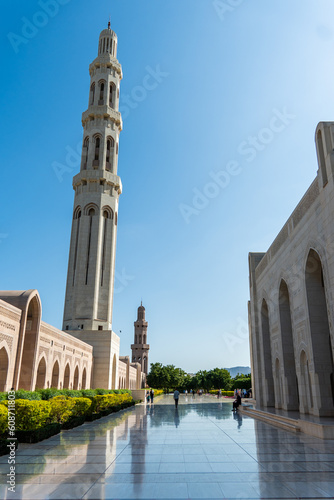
[73,170,122,193]
[89,56,123,79]
[82,105,122,129]
[131,344,150,349]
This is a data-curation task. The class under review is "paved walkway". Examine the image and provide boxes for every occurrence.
[2,394,334,499]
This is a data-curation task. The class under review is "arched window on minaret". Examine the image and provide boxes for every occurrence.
[106,38,109,53]
[143,334,146,344]
[93,136,100,168]
[106,136,114,171]
[109,83,116,108]
[317,130,328,187]
[100,207,112,287]
[85,205,97,285]
[90,83,95,106]
[81,137,89,170]
[98,81,105,105]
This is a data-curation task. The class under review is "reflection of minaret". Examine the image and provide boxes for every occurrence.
[131,303,150,374]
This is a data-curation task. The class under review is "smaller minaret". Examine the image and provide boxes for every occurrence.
[131,303,150,374]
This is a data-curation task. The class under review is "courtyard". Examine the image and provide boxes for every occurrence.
[2,394,334,499]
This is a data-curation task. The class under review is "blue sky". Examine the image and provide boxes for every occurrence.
[1,0,334,373]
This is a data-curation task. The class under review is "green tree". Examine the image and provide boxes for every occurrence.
[231,373,252,390]
[147,362,165,389]
[209,368,232,390]
[147,363,187,392]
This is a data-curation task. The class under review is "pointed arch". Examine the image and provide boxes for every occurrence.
[73,365,79,390]
[0,346,9,392]
[84,203,98,216]
[81,137,89,170]
[278,279,299,410]
[102,206,113,220]
[51,360,60,388]
[35,355,47,390]
[109,82,116,108]
[19,293,41,390]
[305,248,334,415]
[260,299,275,407]
[63,363,70,389]
[105,136,115,172]
[90,82,95,106]
[98,79,106,105]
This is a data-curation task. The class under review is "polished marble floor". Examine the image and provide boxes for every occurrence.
[2,394,334,499]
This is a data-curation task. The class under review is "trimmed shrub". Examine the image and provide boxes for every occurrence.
[0,392,7,402]
[71,397,92,417]
[0,405,8,435]
[49,396,76,424]
[12,400,51,431]
[91,393,132,414]
[222,391,234,397]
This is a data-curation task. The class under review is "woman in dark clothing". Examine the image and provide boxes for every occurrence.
[232,394,241,411]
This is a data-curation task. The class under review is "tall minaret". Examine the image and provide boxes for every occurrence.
[63,23,122,333]
[62,24,122,389]
[131,303,150,375]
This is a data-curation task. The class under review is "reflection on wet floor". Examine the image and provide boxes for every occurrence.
[2,394,334,499]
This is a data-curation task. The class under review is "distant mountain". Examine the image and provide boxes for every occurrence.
[225,366,251,378]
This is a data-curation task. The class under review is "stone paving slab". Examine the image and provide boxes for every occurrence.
[1,395,334,499]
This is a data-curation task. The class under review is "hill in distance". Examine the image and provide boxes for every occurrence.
[225,366,251,378]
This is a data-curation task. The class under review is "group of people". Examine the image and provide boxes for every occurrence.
[146,389,155,404]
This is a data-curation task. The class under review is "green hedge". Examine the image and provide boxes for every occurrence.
[0,405,7,434]
[209,390,234,397]
[0,388,132,401]
[0,393,135,444]
[16,423,61,443]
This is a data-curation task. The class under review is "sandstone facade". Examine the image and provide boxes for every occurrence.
[249,122,334,417]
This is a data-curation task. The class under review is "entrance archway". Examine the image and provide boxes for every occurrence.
[63,364,70,389]
[278,280,299,410]
[261,299,275,406]
[35,357,46,389]
[305,249,334,415]
[0,347,9,392]
[19,295,41,390]
[51,360,59,388]
[73,366,79,390]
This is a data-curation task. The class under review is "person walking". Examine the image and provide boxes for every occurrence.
[146,390,150,404]
[150,388,154,404]
[174,389,180,408]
